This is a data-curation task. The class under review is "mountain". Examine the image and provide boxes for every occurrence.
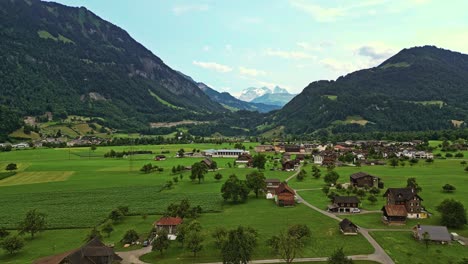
[238,87,272,102]
[251,93,296,107]
[271,46,468,134]
[0,0,224,133]
[197,83,280,113]
[238,85,296,106]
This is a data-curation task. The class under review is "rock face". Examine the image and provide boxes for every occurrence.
[0,0,223,130]
[238,86,296,106]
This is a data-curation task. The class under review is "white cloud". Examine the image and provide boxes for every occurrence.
[265,48,316,60]
[173,4,210,15]
[357,44,395,60]
[203,45,211,52]
[239,66,266,77]
[225,44,233,52]
[320,58,375,76]
[193,61,232,73]
[289,0,345,22]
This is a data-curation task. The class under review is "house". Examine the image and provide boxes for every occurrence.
[313,151,338,166]
[274,182,295,207]
[265,178,281,198]
[235,153,253,167]
[282,160,298,171]
[285,145,301,153]
[201,157,214,168]
[339,218,359,235]
[412,224,452,244]
[155,217,183,235]
[255,145,275,153]
[33,237,122,264]
[383,187,427,219]
[13,142,29,149]
[154,155,166,161]
[350,172,382,188]
[382,204,407,225]
[202,149,248,158]
[328,196,360,213]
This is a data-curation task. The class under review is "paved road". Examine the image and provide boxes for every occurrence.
[117,246,152,264]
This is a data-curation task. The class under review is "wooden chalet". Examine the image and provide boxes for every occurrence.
[282,160,299,171]
[155,217,183,234]
[254,145,275,153]
[265,178,281,198]
[201,158,214,168]
[384,187,426,219]
[328,196,360,213]
[339,218,358,235]
[285,145,301,153]
[350,172,382,188]
[274,182,295,207]
[33,237,122,264]
[382,204,407,225]
[235,153,253,167]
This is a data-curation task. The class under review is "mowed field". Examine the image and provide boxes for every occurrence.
[0,141,467,263]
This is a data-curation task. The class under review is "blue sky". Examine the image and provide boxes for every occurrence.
[49,0,468,96]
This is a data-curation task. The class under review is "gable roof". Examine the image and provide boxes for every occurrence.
[339,218,358,231]
[350,172,379,180]
[156,216,183,226]
[415,225,451,242]
[33,237,122,264]
[276,182,295,195]
[333,196,360,204]
[382,204,407,217]
[265,178,281,184]
[384,187,422,201]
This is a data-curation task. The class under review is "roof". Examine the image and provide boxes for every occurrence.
[415,225,451,242]
[333,196,360,204]
[265,178,281,184]
[276,182,295,195]
[384,187,422,202]
[33,237,122,264]
[156,216,183,226]
[340,218,358,231]
[350,172,379,180]
[382,204,407,217]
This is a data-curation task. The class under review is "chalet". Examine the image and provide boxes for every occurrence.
[155,217,183,235]
[265,178,281,199]
[313,151,338,166]
[285,145,301,153]
[33,237,122,264]
[412,225,452,244]
[382,204,407,225]
[201,157,214,168]
[274,182,295,207]
[339,218,359,235]
[255,145,275,153]
[235,153,253,167]
[328,196,360,213]
[383,187,427,219]
[282,160,299,171]
[350,172,382,188]
[154,155,166,161]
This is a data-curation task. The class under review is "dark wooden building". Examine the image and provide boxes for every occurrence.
[33,237,122,264]
[265,178,281,197]
[383,187,426,219]
[275,182,295,207]
[235,153,253,167]
[350,172,382,188]
[328,196,360,213]
[339,218,358,235]
[382,204,407,225]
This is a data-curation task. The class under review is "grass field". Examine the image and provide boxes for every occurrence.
[0,142,467,263]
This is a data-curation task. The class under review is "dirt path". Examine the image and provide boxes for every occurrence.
[117,246,152,264]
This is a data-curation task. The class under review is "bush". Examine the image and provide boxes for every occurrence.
[122,229,139,244]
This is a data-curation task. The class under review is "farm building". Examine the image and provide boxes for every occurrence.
[33,237,122,264]
[235,153,253,167]
[265,178,281,198]
[274,182,295,207]
[255,145,275,152]
[350,172,382,188]
[155,217,183,235]
[412,225,451,244]
[339,218,359,235]
[202,149,249,158]
[328,196,360,213]
[382,204,407,225]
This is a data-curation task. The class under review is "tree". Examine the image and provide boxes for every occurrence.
[186,230,204,257]
[246,171,266,198]
[212,227,227,247]
[90,145,97,152]
[108,209,124,223]
[442,184,456,193]
[369,187,380,195]
[267,231,303,264]
[177,220,202,247]
[101,221,114,237]
[122,229,139,244]
[1,236,24,254]
[0,227,10,239]
[214,173,223,181]
[177,148,185,158]
[324,171,340,186]
[296,169,306,181]
[322,186,330,195]
[425,158,434,165]
[140,163,154,173]
[409,158,419,166]
[328,247,353,264]
[367,195,377,204]
[221,174,250,203]
[312,165,321,179]
[287,224,311,240]
[461,160,467,166]
[190,162,208,183]
[388,158,399,168]
[252,154,267,169]
[465,166,468,172]
[18,209,47,238]
[221,226,258,264]
[117,206,129,216]
[5,163,17,171]
[152,229,170,256]
[356,189,366,199]
[85,227,102,242]
[422,231,430,249]
[436,199,467,228]
[407,177,422,193]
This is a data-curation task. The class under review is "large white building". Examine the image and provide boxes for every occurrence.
[202,149,249,158]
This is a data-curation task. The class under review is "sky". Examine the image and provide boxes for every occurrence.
[48,0,468,96]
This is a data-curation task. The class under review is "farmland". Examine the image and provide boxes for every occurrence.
[0,142,467,263]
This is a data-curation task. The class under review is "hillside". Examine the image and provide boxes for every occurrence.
[0,0,225,133]
[251,93,296,107]
[271,46,468,134]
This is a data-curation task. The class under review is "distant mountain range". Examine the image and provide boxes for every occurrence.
[238,86,296,106]
[270,45,468,134]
